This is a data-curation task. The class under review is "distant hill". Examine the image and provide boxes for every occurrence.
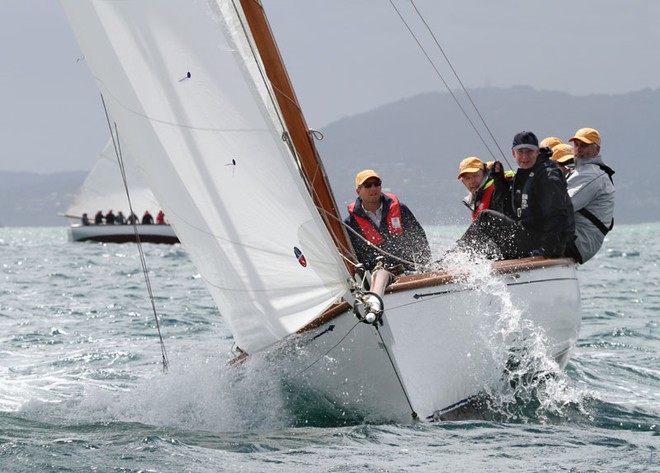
[0,87,655,227]
[0,171,86,227]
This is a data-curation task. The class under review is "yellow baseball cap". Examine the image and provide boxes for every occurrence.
[569,128,601,146]
[551,143,574,164]
[539,136,563,149]
[457,157,485,179]
[355,169,381,188]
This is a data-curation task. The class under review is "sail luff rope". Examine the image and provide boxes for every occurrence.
[100,93,170,373]
[388,0,512,169]
[233,0,357,269]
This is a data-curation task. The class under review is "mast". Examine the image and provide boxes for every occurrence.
[239,0,355,274]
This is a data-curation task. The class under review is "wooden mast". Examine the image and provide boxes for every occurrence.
[239,0,355,274]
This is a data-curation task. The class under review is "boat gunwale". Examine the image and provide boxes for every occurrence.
[298,257,576,333]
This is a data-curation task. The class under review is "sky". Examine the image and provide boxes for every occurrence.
[2,0,659,174]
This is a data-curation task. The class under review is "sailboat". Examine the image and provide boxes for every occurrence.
[65,139,179,244]
[61,1,580,421]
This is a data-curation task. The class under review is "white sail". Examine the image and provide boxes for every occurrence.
[66,138,161,219]
[61,0,351,353]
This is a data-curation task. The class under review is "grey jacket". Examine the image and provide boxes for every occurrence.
[566,155,615,263]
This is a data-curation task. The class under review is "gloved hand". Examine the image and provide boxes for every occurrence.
[488,160,503,180]
[539,146,553,160]
[530,248,545,257]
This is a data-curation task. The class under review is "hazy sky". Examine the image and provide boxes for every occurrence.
[2,0,659,174]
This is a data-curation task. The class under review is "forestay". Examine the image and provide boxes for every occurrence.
[61,0,351,353]
[67,139,161,219]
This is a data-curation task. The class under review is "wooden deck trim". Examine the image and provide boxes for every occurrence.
[387,257,576,293]
[296,257,577,334]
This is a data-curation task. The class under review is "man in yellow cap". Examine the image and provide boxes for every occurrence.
[540,136,563,149]
[345,169,431,272]
[457,156,514,221]
[565,127,615,263]
[550,143,574,176]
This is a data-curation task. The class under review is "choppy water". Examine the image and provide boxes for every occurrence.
[0,224,658,472]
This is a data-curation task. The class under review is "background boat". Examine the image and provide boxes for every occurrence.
[65,139,179,244]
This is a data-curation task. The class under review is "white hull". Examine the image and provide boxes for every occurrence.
[69,224,179,244]
[264,258,580,422]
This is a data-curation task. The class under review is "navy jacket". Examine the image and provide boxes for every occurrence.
[345,194,431,271]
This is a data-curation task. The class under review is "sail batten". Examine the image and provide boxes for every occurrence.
[62,0,351,353]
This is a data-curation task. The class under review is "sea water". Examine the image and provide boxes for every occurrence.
[0,224,658,472]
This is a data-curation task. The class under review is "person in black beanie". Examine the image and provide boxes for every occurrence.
[451,131,575,260]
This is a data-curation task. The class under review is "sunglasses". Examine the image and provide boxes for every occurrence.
[362,180,382,189]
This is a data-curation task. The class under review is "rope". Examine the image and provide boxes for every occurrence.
[100,93,170,373]
[316,205,432,272]
[374,323,418,421]
[389,0,514,169]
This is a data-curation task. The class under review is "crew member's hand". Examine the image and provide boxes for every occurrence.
[488,161,503,180]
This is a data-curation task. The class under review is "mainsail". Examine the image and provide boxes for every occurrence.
[66,138,161,219]
[61,0,352,353]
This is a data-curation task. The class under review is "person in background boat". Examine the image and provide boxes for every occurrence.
[115,211,126,225]
[105,210,116,224]
[457,156,514,221]
[345,169,431,272]
[539,136,563,149]
[94,210,104,225]
[81,213,90,226]
[127,212,139,225]
[141,210,154,225]
[564,128,615,264]
[550,143,575,177]
[452,131,574,260]
[156,210,166,225]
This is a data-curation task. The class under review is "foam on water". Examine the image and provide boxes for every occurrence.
[439,249,590,422]
[16,348,299,433]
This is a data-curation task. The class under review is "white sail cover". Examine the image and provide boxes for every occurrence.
[67,139,161,219]
[61,0,351,353]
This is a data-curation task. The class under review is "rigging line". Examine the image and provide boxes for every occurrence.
[99,93,169,373]
[303,138,358,264]
[313,199,358,264]
[251,320,363,396]
[388,0,505,166]
[374,324,418,421]
[407,0,512,168]
[317,205,432,272]
[234,0,335,221]
[279,122,354,267]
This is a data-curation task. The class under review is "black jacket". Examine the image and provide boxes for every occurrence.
[511,155,575,257]
[345,194,431,271]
